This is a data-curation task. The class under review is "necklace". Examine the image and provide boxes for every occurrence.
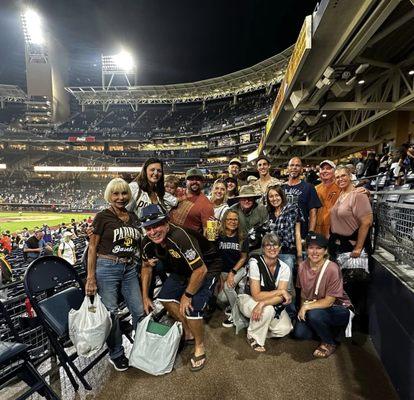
[109,206,129,223]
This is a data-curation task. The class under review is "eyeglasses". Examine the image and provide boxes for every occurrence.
[264,244,279,249]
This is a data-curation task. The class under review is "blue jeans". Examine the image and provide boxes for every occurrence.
[96,258,144,359]
[293,305,350,345]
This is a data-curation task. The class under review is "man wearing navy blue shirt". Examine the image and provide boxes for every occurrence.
[282,157,322,239]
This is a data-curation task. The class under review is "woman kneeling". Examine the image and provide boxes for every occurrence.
[294,232,353,358]
[238,233,293,352]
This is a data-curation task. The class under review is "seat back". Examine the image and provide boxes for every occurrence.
[38,287,83,337]
[24,256,82,294]
[24,256,84,339]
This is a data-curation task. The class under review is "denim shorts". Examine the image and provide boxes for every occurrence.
[157,273,216,319]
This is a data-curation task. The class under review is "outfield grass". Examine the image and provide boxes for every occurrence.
[0,211,94,234]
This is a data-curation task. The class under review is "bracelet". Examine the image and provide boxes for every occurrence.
[231,269,238,275]
[184,291,194,299]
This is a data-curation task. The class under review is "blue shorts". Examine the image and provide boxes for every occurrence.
[157,274,216,319]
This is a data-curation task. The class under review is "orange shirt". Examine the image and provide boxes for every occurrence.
[315,181,340,238]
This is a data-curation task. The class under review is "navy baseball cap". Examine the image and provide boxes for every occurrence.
[306,232,329,248]
[139,204,168,228]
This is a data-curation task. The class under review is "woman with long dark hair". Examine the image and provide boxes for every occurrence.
[265,185,303,273]
[128,157,177,218]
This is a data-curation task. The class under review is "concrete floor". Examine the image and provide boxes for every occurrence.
[72,311,398,400]
[3,310,398,400]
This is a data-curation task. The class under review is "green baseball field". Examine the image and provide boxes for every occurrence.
[0,211,94,234]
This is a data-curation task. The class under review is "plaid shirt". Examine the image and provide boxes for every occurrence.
[268,203,304,252]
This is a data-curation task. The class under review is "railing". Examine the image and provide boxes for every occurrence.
[372,188,414,269]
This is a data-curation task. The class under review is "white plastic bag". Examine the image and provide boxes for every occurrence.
[129,313,182,376]
[68,294,112,357]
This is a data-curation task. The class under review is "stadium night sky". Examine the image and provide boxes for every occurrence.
[0,0,317,87]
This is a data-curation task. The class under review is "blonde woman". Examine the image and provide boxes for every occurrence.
[86,178,144,372]
[209,179,229,222]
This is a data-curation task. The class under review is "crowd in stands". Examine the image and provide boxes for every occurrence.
[0,180,104,210]
[9,91,273,141]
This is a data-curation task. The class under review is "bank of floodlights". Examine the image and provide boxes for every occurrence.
[21,8,44,45]
[101,50,137,90]
[21,8,48,63]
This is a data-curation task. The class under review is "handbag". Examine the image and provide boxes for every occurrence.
[68,294,112,357]
[129,313,182,376]
[336,250,370,283]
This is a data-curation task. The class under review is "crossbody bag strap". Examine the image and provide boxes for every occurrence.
[126,185,142,213]
[314,259,330,297]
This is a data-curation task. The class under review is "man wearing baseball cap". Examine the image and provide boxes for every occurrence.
[169,167,214,235]
[228,158,247,188]
[140,204,222,372]
[315,160,340,238]
[228,158,242,178]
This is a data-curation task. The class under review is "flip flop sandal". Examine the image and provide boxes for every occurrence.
[246,336,266,353]
[313,343,337,358]
[189,353,206,372]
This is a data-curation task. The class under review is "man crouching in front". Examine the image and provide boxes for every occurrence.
[140,204,222,372]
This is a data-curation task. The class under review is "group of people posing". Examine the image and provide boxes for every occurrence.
[84,155,373,372]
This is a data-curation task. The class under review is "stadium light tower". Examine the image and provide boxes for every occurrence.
[101,50,137,90]
[21,8,48,63]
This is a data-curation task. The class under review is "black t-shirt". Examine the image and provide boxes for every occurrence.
[93,209,141,258]
[25,236,40,249]
[217,234,248,272]
[142,223,222,278]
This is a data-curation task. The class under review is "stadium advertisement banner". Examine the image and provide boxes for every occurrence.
[260,15,312,154]
[34,166,142,172]
[67,136,96,142]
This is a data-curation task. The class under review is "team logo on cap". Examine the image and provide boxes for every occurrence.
[184,249,197,261]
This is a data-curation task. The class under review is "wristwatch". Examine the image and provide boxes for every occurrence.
[231,269,238,275]
[184,291,194,299]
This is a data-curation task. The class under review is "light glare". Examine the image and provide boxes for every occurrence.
[23,9,44,44]
[113,51,135,72]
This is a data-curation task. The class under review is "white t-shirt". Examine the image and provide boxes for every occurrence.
[129,181,178,218]
[59,240,76,265]
[248,256,290,287]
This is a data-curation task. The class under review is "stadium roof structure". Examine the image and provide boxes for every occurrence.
[0,85,28,104]
[260,0,414,164]
[65,46,293,107]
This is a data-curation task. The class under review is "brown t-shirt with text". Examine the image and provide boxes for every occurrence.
[93,209,141,258]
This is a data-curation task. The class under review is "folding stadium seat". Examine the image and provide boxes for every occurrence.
[23,256,108,391]
[0,301,59,399]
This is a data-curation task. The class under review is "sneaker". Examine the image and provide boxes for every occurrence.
[224,306,232,316]
[222,317,234,328]
[108,355,129,371]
